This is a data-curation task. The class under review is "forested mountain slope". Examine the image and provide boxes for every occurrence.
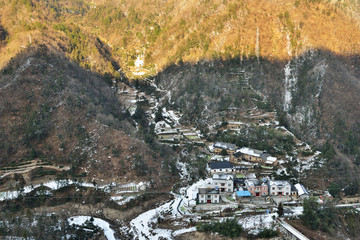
[0,47,176,187]
[0,0,359,76]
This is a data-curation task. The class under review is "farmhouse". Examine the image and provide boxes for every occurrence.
[239,147,264,163]
[245,179,268,197]
[229,151,242,163]
[268,180,291,196]
[209,161,234,174]
[233,147,278,166]
[211,174,234,193]
[227,121,244,130]
[213,142,236,155]
[198,188,220,204]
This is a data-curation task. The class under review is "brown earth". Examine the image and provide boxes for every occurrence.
[0,47,176,188]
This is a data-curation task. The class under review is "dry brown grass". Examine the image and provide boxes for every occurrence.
[0,0,359,75]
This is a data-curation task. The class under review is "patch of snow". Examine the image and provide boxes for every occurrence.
[111,195,137,205]
[173,227,197,236]
[177,161,189,181]
[133,71,146,76]
[68,216,115,240]
[130,199,176,239]
[184,179,207,200]
[238,213,277,234]
[134,56,144,68]
[208,144,215,152]
[129,193,186,240]
[283,60,297,112]
[0,180,148,201]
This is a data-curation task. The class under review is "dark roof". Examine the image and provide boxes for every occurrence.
[260,153,271,160]
[209,161,234,169]
[291,184,298,192]
[198,188,220,194]
[234,166,248,170]
[233,152,242,158]
[234,178,245,185]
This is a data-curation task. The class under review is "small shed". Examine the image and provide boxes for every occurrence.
[294,183,309,199]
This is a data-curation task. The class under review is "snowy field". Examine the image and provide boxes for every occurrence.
[68,216,115,240]
[238,213,277,234]
[130,195,196,240]
[0,180,148,201]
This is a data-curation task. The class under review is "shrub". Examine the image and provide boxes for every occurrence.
[196,218,243,238]
[257,228,279,238]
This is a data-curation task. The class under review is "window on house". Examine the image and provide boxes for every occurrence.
[207,195,211,198]
[228,184,231,186]
[221,183,225,186]
[272,187,275,190]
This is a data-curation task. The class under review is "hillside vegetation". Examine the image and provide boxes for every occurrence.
[0,47,176,187]
[0,0,359,77]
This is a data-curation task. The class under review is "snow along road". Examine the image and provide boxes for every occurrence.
[130,194,195,239]
[68,216,116,240]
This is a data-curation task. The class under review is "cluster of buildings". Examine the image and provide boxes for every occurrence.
[213,142,279,167]
[193,173,308,204]
[188,142,309,205]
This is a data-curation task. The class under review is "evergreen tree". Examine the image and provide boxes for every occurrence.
[328,182,341,198]
[277,203,284,217]
[301,198,320,230]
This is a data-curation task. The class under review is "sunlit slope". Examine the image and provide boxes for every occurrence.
[0,0,359,74]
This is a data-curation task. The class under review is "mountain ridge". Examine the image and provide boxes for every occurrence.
[0,0,359,77]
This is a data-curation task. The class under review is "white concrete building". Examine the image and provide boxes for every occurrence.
[211,174,234,193]
[268,180,291,196]
[198,188,220,204]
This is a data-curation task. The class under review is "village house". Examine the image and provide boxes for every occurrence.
[227,121,244,130]
[268,180,291,196]
[213,142,237,155]
[294,183,309,199]
[239,147,264,163]
[211,174,234,193]
[245,179,268,197]
[260,153,278,166]
[209,161,234,174]
[233,166,248,174]
[231,147,278,166]
[229,151,242,163]
[291,184,298,197]
[198,188,220,204]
